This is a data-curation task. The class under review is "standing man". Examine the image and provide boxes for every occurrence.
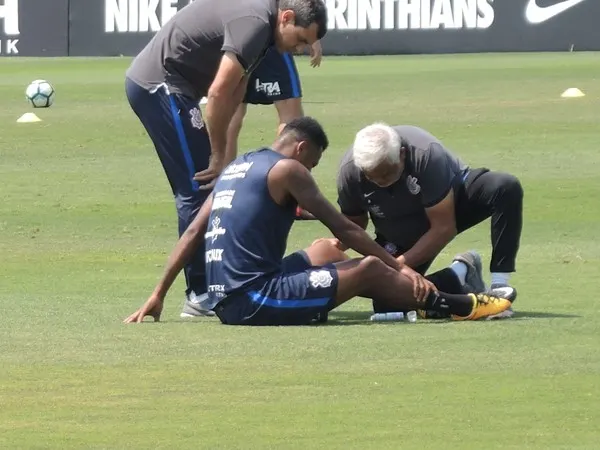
[125,0,328,318]
[336,124,523,318]
[124,117,513,326]
[225,41,324,221]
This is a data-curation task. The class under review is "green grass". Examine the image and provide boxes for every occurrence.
[1,53,600,449]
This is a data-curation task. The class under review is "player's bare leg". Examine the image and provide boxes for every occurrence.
[274,97,304,136]
[332,257,513,321]
[302,238,351,266]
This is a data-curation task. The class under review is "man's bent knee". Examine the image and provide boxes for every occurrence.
[506,175,523,199]
[305,238,348,265]
[498,173,524,202]
[347,256,388,293]
[359,255,387,275]
[311,238,343,251]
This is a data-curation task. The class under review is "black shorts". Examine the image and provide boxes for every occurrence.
[213,252,338,326]
[244,47,302,105]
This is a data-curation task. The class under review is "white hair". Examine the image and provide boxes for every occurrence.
[352,123,401,172]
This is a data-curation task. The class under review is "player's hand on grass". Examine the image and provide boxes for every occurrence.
[309,41,322,68]
[123,294,164,323]
[194,155,226,190]
[400,266,437,303]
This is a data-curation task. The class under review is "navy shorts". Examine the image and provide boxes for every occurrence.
[244,47,302,105]
[213,252,338,326]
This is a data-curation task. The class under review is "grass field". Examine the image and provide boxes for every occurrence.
[1,53,600,449]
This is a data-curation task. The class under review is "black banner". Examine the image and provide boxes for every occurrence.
[321,0,600,54]
[0,0,68,57]
[69,0,191,57]
[3,0,600,57]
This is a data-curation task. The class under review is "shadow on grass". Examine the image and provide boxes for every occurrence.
[160,310,581,326]
[324,311,423,326]
[324,311,373,326]
[322,310,582,326]
[512,311,581,319]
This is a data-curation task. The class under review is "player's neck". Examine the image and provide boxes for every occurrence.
[270,142,294,158]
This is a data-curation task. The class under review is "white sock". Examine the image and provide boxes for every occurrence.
[450,261,468,285]
[491,272,510,286]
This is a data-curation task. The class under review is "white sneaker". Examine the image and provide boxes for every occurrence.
[485,285,516,320]
[485,307,515,320]
[180,292,215,318]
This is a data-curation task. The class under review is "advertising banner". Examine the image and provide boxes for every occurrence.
[321,0,600,54]
[5,0,600,57]
[0,0,68,57]
[69,0,189,56]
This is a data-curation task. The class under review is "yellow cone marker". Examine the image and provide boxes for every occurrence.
[16,112,42,123]
[561,88,585,98]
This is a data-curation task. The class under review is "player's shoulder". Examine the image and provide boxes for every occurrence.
[393,125,441,146]
[337,146,359,179]
[239,0,279,20]
[339,145,353,165]
[269,157,308,179]
[273,156,302,169]
[267,158,315,196]
[395,126,442,167]
[185,0,275,26]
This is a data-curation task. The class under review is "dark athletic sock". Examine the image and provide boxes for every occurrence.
[426,268,465,294]
[425,291,474,317]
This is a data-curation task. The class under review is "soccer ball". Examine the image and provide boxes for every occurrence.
[25,80,55,108]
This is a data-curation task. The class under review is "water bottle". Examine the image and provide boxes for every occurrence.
[406,310,418,323]
[370,312,405,322]
[369,311,418,323]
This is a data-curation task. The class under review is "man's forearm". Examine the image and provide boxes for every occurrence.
[205,84,244,161]
[152,226,205,299]
[400,228,455,268]
[205,95,236,160]
[337,226,401,271]
[336,214,368,251]
[224,107,243,164]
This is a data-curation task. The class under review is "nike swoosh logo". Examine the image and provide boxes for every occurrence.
[364,191,375,198]
[490,287,514,299]
[525,0,587,24]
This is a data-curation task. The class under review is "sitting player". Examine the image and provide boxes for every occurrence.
[124,117,514,326]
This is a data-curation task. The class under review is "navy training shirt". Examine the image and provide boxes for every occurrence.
[204,148,297,309]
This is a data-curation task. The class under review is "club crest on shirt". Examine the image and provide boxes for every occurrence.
[383,242,398,255]
[406,175,421,195]
[309,270,333,289]
[189,107,204,130]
